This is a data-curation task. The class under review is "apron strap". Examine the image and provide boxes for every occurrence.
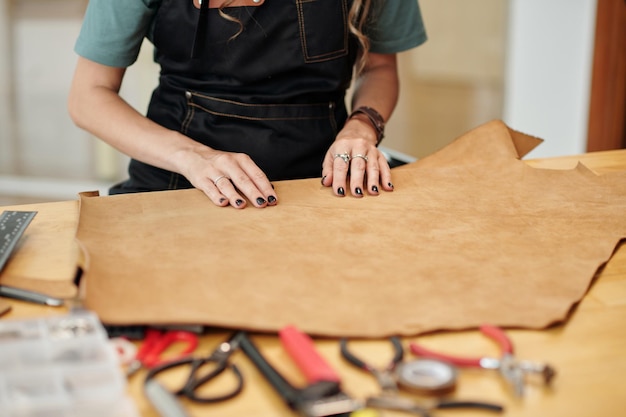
[191,0,210,59]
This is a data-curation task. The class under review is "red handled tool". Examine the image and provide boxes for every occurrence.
[279,325,341,385]
[240,326,362,417]
[410,324,556,397]
[126,328,199,377]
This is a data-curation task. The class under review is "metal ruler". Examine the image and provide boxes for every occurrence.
[0,210,64,306]
[0,210,37,272]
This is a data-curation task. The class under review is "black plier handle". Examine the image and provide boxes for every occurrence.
[340,336,404,392]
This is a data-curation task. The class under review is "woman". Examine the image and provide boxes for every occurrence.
[68,0,426,208]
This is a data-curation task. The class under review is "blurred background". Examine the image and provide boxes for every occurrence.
[0,0,623,205]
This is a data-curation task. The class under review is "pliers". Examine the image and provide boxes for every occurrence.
[340,336,404,393]
[409,325,556,397]
[341,337,504,417]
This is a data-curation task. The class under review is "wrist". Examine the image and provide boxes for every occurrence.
[169,133,210,175]
[348,106,385,146]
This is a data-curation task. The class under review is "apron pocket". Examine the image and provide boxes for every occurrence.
[296,0,349,63]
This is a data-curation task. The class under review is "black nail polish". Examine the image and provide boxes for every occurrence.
[219,198,226,204]
[256,197,266,205]
[268,195,277,204]
[271,184,275,189]
[355,187,363,196]
[338,187,345,196]
[388,182,394,189]
[321,176,326,185]
[235,199,244,206]
[372,185,379,193]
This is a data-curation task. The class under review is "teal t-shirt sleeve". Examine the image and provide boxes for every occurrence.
[74,0,159,68]
[367,1,427,54]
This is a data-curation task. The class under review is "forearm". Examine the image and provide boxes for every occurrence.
[350,53,399,122]
[68,59,203,176]
[68,58,277,208]
[345,53,399,146]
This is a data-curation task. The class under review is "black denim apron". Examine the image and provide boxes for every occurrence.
[111,0,358,194]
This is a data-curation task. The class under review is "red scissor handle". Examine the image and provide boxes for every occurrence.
[138,329,199,368]
[409,325,513,368]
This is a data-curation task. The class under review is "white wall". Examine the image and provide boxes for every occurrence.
[503,0,597,158]
[0,0,14,173]
[12,18,93,179]
[0,0,121,201]
[410,0,506,85]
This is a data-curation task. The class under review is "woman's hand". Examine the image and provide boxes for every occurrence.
[320,118,393,197]
[69,57,276,209]
[175,145,278,209]
[321,52,399,198]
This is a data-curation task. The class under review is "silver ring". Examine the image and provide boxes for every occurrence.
[212,175,230,186]
[333,153,350,164]
[351,154,368,162]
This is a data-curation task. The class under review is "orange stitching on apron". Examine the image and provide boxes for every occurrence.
[181,92,196,134]
[168,173,181,189]
[188,103,327,121]
[189,91,330,109]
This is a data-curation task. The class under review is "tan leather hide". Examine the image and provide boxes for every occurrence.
[71,120,626,337]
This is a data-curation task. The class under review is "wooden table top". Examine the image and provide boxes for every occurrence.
[1,149,625,417]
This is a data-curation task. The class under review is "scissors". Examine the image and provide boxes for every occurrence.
[341,337,504,417]
[126,328,199,377]
[144,331,245,403]
[409,324,556,397]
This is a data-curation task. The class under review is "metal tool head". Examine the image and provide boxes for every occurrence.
[292,380,362,417]
[298,392,363,417]
[516,359,557,385]
[210,331,246,363]
[371,369,399,393]
[365,395,430,417]
[499,354,526,397]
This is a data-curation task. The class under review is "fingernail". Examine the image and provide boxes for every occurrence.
[388,182,394,189]
[219,198,227,204]
[235,199,244,206]
[271,184,275,189]
[268,195,277,204]
[256,197,266,205]
[321,176,326,185]
[355,187,363,196]
[338,187,345,196]
[372,185,379,193]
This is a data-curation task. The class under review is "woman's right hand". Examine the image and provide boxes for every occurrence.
[175,145,278,209]
[69,57,276,209]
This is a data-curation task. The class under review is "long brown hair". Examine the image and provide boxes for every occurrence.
[348,0,374,75]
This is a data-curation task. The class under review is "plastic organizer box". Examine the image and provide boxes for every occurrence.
[0,311,139,417]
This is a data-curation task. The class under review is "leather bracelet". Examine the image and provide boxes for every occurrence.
[348,106,385,146]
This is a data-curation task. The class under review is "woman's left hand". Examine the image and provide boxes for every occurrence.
[321,118,394,197]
